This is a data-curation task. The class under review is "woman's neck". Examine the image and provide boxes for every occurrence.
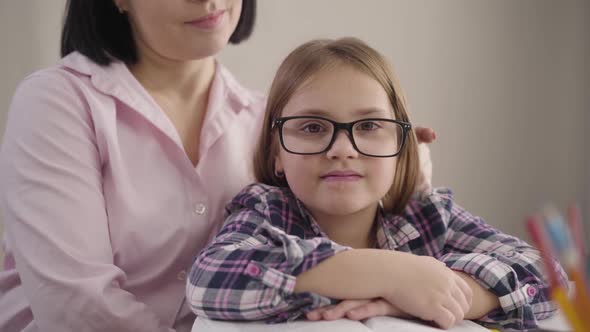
[311,203,379,249]
[129,49,216,103]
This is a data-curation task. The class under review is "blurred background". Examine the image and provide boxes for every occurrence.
[0,1,588,265]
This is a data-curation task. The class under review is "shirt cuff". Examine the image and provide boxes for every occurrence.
[243,261,297,294]
[242,261,337,322]
[240,242,350,322]
[441,252,538,329]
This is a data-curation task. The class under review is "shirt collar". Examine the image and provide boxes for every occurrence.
[294,198,328,237]
[375,209,421,250]
[215,63,254,111]
[58,52,252,113]
[58,52,255,150]
[295,197,421,249]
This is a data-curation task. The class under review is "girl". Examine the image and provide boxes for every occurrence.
[186,37,568,330]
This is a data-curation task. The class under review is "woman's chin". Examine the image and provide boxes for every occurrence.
[176,36,231,60]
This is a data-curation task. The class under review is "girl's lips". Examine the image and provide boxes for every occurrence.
[320,171,363,182]
[186,10,226,30]
[321,175,363,182]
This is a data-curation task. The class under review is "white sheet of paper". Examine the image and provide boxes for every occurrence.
[363,316,488,332]
[536,311,571,332]
[192,317,372,332]
[193,311,572,332]
[192,316,488,332]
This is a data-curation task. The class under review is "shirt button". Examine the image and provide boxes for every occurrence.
[526,285,537,298]
[245,264,261,277]
[193,203,207,215]
[177,270,187,281]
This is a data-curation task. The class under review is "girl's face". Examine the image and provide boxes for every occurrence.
[275,65,397,219]
[117,0,242,61]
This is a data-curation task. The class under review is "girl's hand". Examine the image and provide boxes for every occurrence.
[453,271,499,319]
[306,299,408,321]
[385,253,473,329]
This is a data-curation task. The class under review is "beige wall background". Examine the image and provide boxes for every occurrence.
[1,1,588,265]
[221,0,590,242]
[0,0,68,266]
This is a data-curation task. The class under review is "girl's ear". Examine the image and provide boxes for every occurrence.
[274,155,284,174]
[113,0,129,12]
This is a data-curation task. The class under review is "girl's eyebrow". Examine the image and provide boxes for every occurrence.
[354,108,391,116]
[291,107,390,117]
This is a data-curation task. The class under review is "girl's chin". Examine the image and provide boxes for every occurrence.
[314,199,370,215]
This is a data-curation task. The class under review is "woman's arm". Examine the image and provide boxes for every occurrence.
[0,72,173,332]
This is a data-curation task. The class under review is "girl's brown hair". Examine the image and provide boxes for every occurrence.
[253,37,419,214]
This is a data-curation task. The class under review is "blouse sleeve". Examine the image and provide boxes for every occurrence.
[0,71,174,331]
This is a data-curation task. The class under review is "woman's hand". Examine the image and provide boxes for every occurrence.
[384,253,473,330]
[414,127,436,194]
[415,127,436,144]
[306,298,408,321]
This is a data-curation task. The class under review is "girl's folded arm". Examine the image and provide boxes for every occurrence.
[436,193,568,330]
[185,204,352,322]
[185,202,405,322]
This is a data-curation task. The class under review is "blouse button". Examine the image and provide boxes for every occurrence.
[193,203,207,215]
[177,270,187,281]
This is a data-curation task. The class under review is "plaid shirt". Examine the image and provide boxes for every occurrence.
[187,183,568,330]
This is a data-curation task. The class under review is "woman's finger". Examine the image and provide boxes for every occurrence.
[414,126,436,143]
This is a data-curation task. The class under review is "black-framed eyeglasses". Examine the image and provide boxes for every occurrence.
[272,116,411,158]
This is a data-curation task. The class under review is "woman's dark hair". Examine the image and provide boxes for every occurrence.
[61,0,256,66]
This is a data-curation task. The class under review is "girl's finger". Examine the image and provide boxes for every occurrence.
[306,305,335,321]
[323,299,372,321]
[451,281,470,315]
[432,306,457,330]
[443,295,464,327]
[346,300,390,320]
[455,275,473,308]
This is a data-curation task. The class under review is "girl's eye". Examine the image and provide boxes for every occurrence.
[358,121,381,131]
[301,123,326,133]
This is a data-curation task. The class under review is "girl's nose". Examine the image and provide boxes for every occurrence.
[325,131,359,159]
